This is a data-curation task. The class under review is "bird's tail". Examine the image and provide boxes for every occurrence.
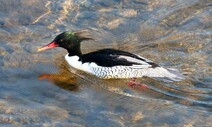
[144,67,184,82]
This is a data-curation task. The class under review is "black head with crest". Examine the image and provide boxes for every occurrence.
[38,30,94,56]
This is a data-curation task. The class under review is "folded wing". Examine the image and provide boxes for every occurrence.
[80,49,159,68]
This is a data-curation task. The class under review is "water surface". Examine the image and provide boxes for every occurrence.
[0,0,211,126]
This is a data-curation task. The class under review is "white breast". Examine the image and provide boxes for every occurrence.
[65,54,97,74]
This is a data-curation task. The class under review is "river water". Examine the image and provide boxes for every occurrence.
[0,0,211,126]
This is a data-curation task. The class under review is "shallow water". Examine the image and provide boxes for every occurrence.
[0,0,212,126]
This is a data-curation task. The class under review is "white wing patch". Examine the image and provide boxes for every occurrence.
[117,55,154,68]
[118,55,148,65]
[131,64,152,68]
[135,54,153,63]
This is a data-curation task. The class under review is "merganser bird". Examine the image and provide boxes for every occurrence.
[38,31,183,82]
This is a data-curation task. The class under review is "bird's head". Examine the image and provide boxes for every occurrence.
[38,31,93,52]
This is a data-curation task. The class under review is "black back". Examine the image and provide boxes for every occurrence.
[79,49,159,67]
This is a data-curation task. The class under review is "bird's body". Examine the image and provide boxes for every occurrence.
[38,31,184,81]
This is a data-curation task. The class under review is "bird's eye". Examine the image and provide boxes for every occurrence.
[60,39,63,42]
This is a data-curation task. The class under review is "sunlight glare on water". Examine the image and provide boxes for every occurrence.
[0,0,211,126]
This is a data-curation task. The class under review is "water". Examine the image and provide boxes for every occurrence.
[0,0,211,126]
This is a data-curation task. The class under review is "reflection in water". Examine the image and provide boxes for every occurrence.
[39,73,79,91]
[38,62,79,91]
